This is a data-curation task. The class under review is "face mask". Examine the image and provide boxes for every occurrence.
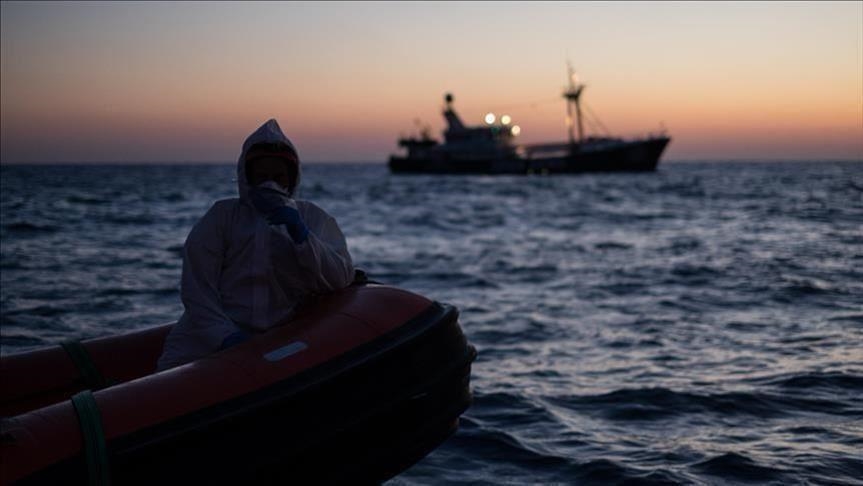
[256,180,288,195]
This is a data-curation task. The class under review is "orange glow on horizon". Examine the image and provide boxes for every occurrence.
[1,1,860,163]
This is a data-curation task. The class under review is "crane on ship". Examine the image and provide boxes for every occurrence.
[563,61,586,145]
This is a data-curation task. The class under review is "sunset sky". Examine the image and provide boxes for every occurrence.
[1,1,861,163]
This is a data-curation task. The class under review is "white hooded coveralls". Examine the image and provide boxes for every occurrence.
[157,120,354,370]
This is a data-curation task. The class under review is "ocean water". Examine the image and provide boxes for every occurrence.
[2,161,862,484]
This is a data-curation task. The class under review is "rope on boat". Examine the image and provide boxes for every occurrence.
[61,340,107,390]
[71,390,111,486]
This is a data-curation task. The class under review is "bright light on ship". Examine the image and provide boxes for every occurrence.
[484,113,496,125]
[501,115,511,125]
[511,125,521,136]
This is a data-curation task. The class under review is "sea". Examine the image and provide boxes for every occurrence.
[1,160,862,485]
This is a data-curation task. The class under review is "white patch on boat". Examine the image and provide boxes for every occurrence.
[264,341,308,362]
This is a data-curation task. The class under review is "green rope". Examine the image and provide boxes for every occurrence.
[61,340,106,390]
[71,391,111,486]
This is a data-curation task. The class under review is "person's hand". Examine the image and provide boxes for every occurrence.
[267,204,300,225]
[248,188,309,243]
[219,330,251,350]
[269,205,310,243]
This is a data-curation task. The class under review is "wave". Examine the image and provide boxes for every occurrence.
[0,333,47,351]
[165,244,185,255]
[3,222,59,234]
[453,409,687,484]
[65,195,110,205]
[595,282,647,297]
[470,391,560,426]
[725,321,768,332]
[547,386,859,421]
[757,371,863,391]
[593,241,632,250]
[452,419,573,470]
[3,304,68,317]
[409,271,499,289]
[692,452,788,482]
[778,278,839,296]
[668,263,721,278]
[103,214,157,225]
[97,287,178,297]
[662,237,702,254]
[828,314,863,324]
[572,459,684,485]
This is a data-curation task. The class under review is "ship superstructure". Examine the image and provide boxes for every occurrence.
[389,68,670,174]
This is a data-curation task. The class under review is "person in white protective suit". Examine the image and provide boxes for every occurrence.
[157,119,355,370]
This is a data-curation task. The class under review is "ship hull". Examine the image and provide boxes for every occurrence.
[389,137,670,175]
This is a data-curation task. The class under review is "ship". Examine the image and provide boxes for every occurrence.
[389,67,671,174]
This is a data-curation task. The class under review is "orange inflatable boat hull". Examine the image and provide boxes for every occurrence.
[1,285,476,484]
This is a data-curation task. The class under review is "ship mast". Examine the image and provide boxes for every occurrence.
[443,92,466,132]
[563,62,585,145]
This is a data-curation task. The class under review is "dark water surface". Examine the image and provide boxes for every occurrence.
[2,161,862,484]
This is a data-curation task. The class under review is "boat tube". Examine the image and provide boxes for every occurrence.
[0,284,476,485]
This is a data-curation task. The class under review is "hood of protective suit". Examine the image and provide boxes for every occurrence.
[237,119,301,199]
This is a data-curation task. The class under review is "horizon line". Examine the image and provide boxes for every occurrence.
[2,158,863,166]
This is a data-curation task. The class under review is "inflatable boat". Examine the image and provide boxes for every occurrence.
[0,284,476,485]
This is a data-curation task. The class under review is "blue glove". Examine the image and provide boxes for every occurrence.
[267,206,309,243]
[248,187,309,244]
[219,330,251,350]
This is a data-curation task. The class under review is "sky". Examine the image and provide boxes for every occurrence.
[1,1,861,164]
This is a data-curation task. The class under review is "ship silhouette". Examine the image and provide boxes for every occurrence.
[389,66,671,174]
